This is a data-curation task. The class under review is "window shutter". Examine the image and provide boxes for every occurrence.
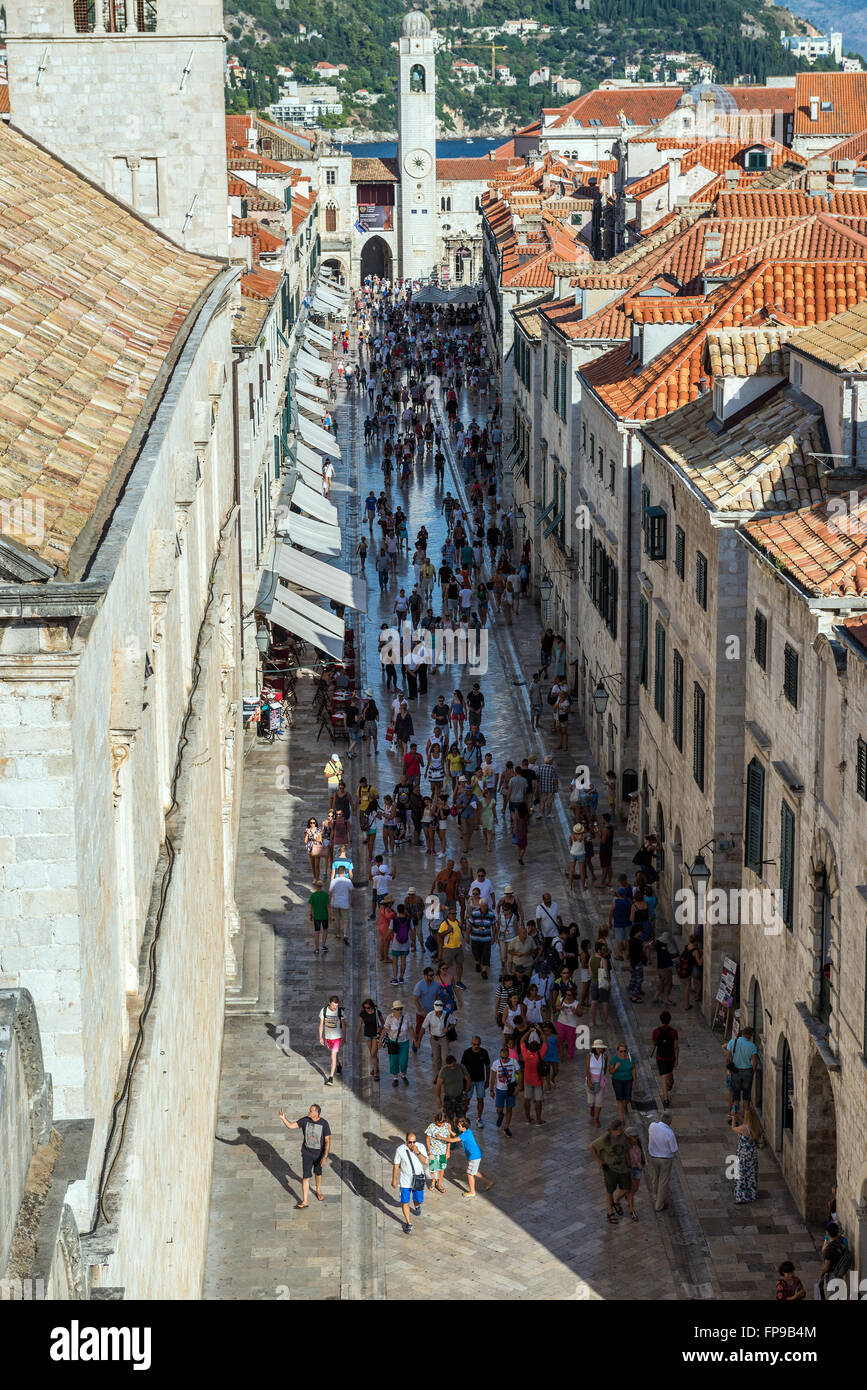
[675,525,685,579]
[744,758,765,873]
[780,801,795,930]
[641,484,650,545]
[783,644,799,706]
[857,736,867,801]
[647,507,667,560]
[754,611,768,669]
[608,564,618,638]
[639,596,649,689]
[672,650,683,750]
[654,621,666,719]
[696,551,708,608]
[693,683,705,790]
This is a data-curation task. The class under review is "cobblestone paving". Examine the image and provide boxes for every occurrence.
[204,329,816,1301]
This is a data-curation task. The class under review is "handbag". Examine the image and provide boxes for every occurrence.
[445,1017,458,1042]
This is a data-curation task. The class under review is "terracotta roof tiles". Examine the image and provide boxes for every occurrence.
[706,327,794,377]
[350,156,399,183]
[546,86,683,129]
[0,123,223,573]
[745,490,867,596]
[793,72,867,137]
[789,298,867,371]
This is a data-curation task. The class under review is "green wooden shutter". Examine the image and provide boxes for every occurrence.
[672,650,683,750]
[754,610,767,669]
[858,736,867,800]
[639,596,649,689]
[693,683,705,790]
[654,620,666,719]
[744,757,765,873]
[780,801,795,929]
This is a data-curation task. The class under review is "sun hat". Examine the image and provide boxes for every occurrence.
[592,1039,606,1049]
[392,1000,404,1010]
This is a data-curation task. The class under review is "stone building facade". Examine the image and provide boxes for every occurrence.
[0,121,241,1299]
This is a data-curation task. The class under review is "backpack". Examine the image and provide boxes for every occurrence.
[323,1002,345,1024]
[394,918,411,945]
[676,949,692,979]
[655,1026,675,1061]
[830,1241,854,1278]
[544,937,564,973]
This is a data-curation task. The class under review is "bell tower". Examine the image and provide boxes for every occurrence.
[4,1,230,258]
[397,10,437,281]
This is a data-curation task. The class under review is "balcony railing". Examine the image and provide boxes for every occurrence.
[73,1,157,33]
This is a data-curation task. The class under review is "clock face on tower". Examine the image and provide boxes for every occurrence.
[403,148,433,178]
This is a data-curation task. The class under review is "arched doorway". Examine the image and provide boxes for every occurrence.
[804,1052,836,1223]
[749,978,764,1111]
[322,257,345,285]
[360,235,392,281]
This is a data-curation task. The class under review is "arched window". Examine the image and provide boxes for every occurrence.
[781,1038,794,1133]
[75,0,157,31]
[410,64,426,93]
[440,196,451,213]
[325,203,337,233]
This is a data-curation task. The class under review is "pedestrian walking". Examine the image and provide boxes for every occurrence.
[521,1033,548,1126]
[585,1040,608,1126]
[652,1010,679,1107]
[723,1026,759,1120]
[436,1053,470,1122]
[423,998,452,1075]
[453,1117,493,1197]
[379,999,411,1087]
[732,1105,759,1204]
[392,1132,430,1233]
[307,878,330,954]
[461,1036,491,1128]
[647,1114,678,1212]
[328,864,353,946]
[609,1041,635,1122]
[626,1126,645,1219]
[278,1104,331,1210]
[589,1118,632,1224]
[318,994,346,1085]
[355,997,384,1079]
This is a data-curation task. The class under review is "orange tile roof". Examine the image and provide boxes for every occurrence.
[350,156,399,183]
[716,189,816,217]
[0,122,223,573]
[827,190,867,215]
[241,267,282,300]
[745,493,867,596]
[436,157,527,180]
[232,216,284,253]
[840,616,867,651]
[794,73,867,137]
[227,178,284,211]
[0,81,9,116]
[546,86,683,129]
[583,257,867,421]
[726,86,796,114]
[821,128,867,164]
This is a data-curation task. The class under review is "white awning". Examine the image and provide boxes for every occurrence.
[290,477,338,526]
[296,391,324,419]
[293,373,327,400]
[269,595,344,661]
[305,323,333,348]
[297,462,326,493]
[276,543,368,612]
[316,285,343,307]
[296,440,326,473]
[319,273,348,298]
[296,348,331,378]
[298,414,341,459]
[279,510,342,556]
[276,582,345,639]
[312,293,341,315]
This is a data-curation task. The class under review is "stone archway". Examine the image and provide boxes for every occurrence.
[360,235,392,282]
[322,256,347,286]
[748,977,764,1112]
[804,1051,837,1223]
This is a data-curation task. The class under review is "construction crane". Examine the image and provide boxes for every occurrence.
[454,42,511,83]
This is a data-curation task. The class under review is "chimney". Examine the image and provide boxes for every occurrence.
[809,95,819,123]
[836,159,855,188]
[724,169,738,187]
[704,229,723,265]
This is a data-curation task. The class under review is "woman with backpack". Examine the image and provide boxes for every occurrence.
[355,998,384,1080]
[388,904,415,986]
[651,1010,679,1107]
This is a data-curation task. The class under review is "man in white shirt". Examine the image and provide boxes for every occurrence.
[318,994,346,1084]
[535,893,564,941]
[423,999,452,1075]
[647,1116,679,1212]
[529,963,554,1004]
[392,1132,429,1233]
[472,868,496,908]
[328,866,354,944]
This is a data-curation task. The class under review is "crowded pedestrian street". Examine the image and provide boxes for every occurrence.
[203,284,817,1303]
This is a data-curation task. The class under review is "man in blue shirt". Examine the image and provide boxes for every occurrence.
[454,1117,493,1198]
[724,1027,759,1118]
[412,967,439,1051]
[467,891,495,980]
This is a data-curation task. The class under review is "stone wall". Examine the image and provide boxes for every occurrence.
[6,13,229,259]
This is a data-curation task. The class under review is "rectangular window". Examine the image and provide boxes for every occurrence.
[598,446,604,480]
[581,420,586,453]
[858,736,867,801]
[780,801,795,930]
[589,433,595,468]
[543,345,548,397]
[560,358,567,418]
[695,550,708,609]
[793,359,803,391]
[647,507,667,560]
[609,458,616,493]
[693,682,706,790]
[675,525,685,579]
[654,621,666,720]
[744,757,765,873]
[641,483,650,542]
[672,649,684,751]
[638,595,649,689]
[754,610,768,670]
[783,644,799,707]
[325,168,336,185]
[248,383,255,423]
